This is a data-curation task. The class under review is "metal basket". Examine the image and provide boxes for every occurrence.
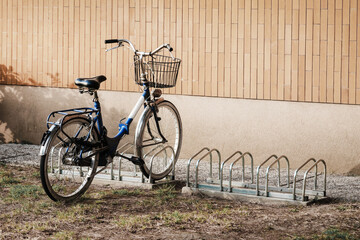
[134,54,181,88]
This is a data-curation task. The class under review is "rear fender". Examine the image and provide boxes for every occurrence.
[39,124,58,156]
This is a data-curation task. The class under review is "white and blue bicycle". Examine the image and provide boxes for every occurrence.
[39,39,182,202]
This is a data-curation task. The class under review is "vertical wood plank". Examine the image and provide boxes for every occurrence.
[0,1,4,83]
[224,0,232,97]
[291,40,298,101]
[123,0,130,91]
[349,41,356,103]
[327,1,335,102]
[183,0,190,95]
[205,0,212,99]
[244,0,251,98]
[320,9,328,40]
[250,4,257,99]
[357,58,360,104]
[312,55,320,102]
[264,7,271,99]
[63,0,69,87]
[341,56,349,103]
[319,40,327,102]
[257,1,264,99]
[199,0,205,96]
[270,0,278,100]
[193,0,200,96]
[298,56,305,101]
[4,1,10,84]
[237,6,245,98]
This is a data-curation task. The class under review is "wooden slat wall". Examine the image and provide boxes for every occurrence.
[1,0,360,104]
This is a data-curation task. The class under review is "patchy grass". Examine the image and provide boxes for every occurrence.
[0,166,20,186]
[112,188,143,196]
[293,227,357,240]
[52,231,76,240]
[0,164,359,239]
[155,184,177,200]
[319,228,357,240]
[9,184,42,200]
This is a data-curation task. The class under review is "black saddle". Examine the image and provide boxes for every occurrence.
[74,75,106,90]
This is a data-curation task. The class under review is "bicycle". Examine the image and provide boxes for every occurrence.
[39,39,182,202]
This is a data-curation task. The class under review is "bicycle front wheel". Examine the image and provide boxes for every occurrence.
[40,116,99,202]
[135,100,182,180]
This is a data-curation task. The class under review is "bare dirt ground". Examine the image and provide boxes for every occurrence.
[0,143,360,239]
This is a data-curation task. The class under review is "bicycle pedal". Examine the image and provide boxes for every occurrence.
[130,156,145,166]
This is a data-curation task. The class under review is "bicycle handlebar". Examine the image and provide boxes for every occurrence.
[105,39,173,56]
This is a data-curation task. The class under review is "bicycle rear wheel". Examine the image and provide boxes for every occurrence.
[135,100,182,180]
[40,116,99,202]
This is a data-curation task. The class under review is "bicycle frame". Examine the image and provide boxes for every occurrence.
[95,86,151,155]
[43,86,150,158]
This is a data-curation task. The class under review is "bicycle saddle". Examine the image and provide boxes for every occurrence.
[75,75,106,90]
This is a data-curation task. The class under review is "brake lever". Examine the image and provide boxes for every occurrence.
[105,42,124,52]
[166,44,176,60]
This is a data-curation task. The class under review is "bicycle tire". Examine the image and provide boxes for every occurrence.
[135,100,182,180]
[40,116,99,202]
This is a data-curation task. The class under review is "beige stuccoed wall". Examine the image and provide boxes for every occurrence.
[1,85,360,174]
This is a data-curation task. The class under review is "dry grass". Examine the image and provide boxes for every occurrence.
[0,164,359,240]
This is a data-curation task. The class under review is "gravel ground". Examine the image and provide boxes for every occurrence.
[1,143,359,202]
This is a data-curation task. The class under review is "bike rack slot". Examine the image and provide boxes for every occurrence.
[265,155,290,197]
[195,149,221,188]
[302,159,326,201]
[186,147,221,188]
[220,151,243,191]
[218,151,254,192]
[148,145,176,184]
[292,158,317,200]
[183,148,329,205]
[256,154,278,196]
[186,147,211,187]
[229,152,254,192]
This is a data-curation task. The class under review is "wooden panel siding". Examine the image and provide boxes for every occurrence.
[0,0,359,104]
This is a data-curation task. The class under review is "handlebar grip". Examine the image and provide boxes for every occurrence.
[105,39,119,44]
[166,44,173,52]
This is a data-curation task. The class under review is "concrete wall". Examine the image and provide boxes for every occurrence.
[1,85,360,175]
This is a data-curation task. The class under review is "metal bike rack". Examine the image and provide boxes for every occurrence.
[293,158,317,200]
[148,145,176,184]
[94,144,179,185]
[301,159,326,201]
[183,148,328,205]
[229,152,254,192]
[256,154,279,196]
[220,151,243,191]
[264,155,290,197]
[186,148,221,188]
[70,143,180,187]
[219,151,254,192]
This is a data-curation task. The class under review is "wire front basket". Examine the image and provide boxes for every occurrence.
[134,54,181,88]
